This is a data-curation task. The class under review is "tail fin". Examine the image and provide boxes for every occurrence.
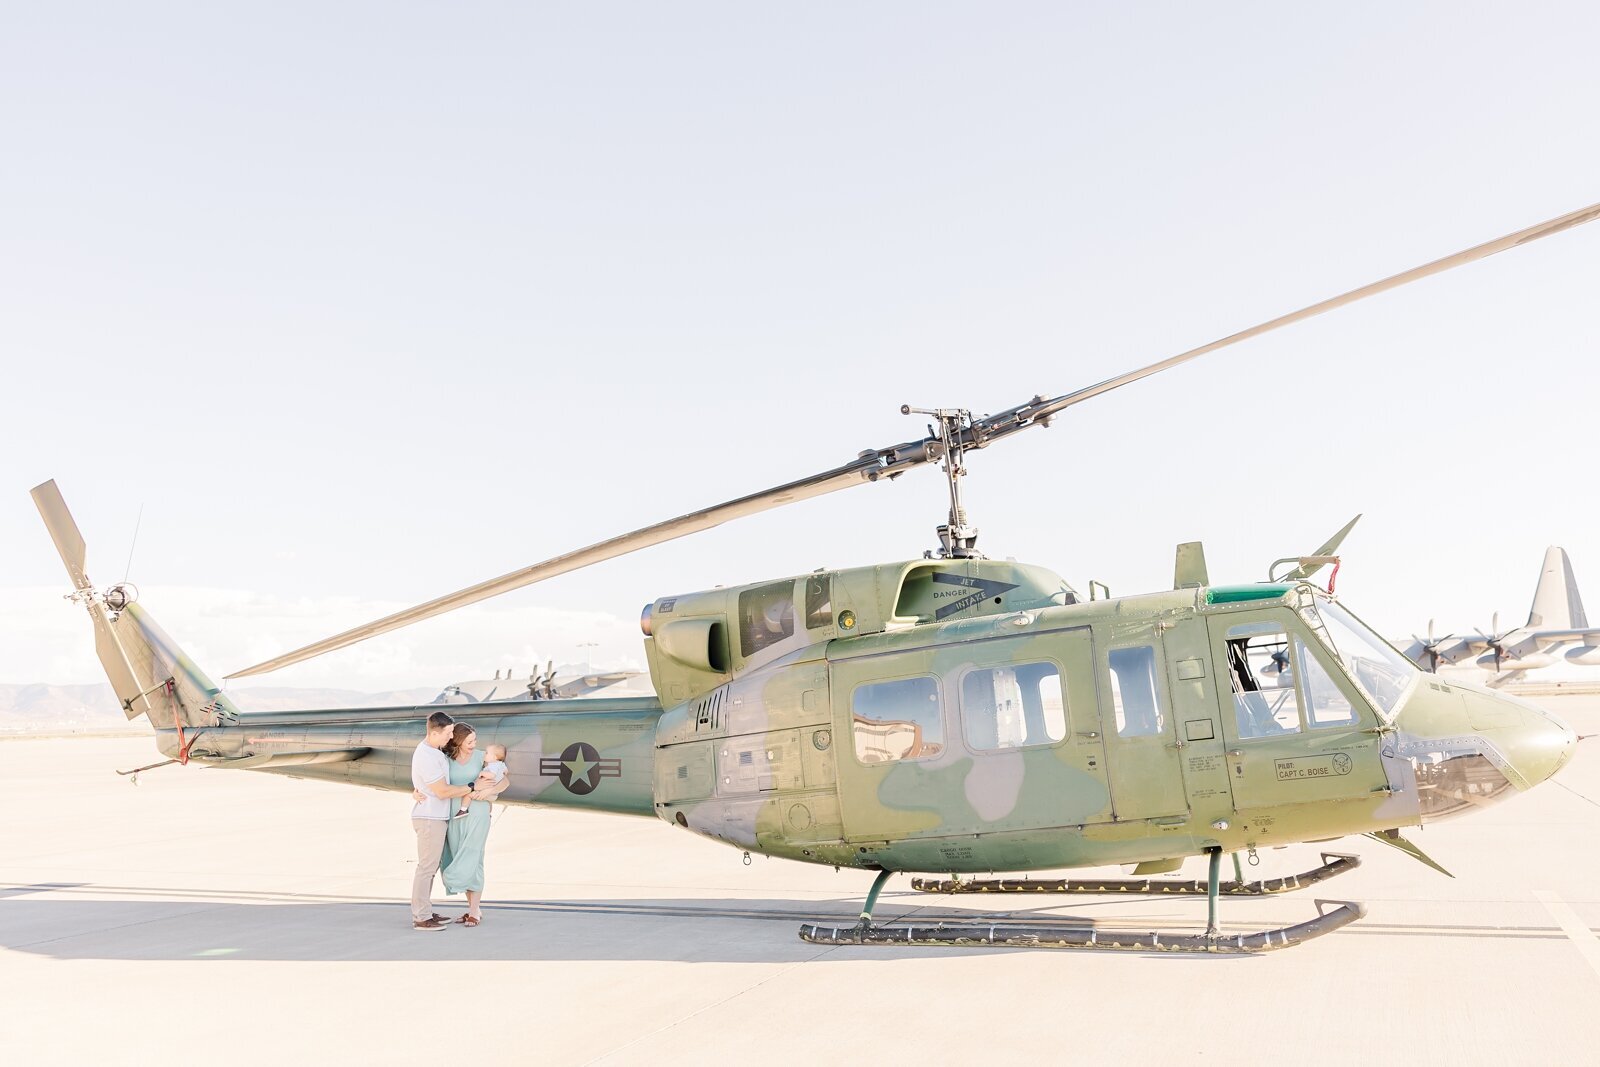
[31,480,238,729]
[1528,546,1588,630]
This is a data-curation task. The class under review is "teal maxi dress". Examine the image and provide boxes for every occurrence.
[441,750,490,895]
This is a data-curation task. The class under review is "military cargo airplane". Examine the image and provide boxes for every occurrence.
[1401,546,1600,684]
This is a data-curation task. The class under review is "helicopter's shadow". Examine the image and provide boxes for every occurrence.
[0,884,1258,963]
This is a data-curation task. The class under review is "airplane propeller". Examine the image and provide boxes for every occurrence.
[225,199,1600,679]
[528,659,557,700]
[1409,619,1458,673]
[1473,612,1521,674]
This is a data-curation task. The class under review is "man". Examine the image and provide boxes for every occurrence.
[411,711,474,930]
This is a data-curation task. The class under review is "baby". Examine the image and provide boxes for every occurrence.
[454,744,508,818]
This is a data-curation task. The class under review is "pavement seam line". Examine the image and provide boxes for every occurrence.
[4,899,241,951]
[1553,779,1600,810]
[581,946,836,1066]
[1533,889,1600,982]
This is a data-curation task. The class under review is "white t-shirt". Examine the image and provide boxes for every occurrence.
[411,741,452,820]
[484,759,508,783]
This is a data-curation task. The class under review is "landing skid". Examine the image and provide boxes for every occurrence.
[910,851,1359,897]
[803,850,1368,953]
[799,898,1367,953]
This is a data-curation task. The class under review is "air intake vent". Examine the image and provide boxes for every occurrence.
[693,687,726,732]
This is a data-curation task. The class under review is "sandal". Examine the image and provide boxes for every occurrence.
[462,915,481,927]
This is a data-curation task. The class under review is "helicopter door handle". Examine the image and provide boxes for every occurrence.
[1076,731,1099,740]
[1167,740,1187,749]
[1228,749,1244,758]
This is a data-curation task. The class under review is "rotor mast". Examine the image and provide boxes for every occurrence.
[903,404,981,559]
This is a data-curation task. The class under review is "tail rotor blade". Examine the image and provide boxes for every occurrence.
[31,480,92,592]
[29,480,152,717]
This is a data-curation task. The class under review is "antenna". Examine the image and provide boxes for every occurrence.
[902,405,981,559]
[122,504,144,584]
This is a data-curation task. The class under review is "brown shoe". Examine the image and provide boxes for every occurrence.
[462,915,481,928]
[412,917,448,931]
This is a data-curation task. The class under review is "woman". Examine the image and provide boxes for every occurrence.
[434,723,510,926]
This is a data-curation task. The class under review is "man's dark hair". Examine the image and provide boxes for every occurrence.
[427,711,456,730]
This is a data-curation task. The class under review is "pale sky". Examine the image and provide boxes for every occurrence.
[4,3,1599,692]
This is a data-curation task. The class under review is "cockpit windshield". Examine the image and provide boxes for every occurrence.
[1307,598,1417,719]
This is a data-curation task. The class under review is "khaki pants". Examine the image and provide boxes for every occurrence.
[412,818,448,922]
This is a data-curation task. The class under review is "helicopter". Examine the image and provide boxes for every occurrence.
[34,199,1597,953]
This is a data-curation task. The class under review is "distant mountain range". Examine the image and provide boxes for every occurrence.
[0,683,440,734]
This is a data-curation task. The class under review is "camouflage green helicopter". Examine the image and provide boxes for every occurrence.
[35,201,1596,953]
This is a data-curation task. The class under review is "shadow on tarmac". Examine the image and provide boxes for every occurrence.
[4,884,1578,962]
[0,884,1269,962]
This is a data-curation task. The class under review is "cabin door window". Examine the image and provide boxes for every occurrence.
[1109,645,1166,738]
[1100,639,1188,820]
[959,661,1066,751]
[850,676,944,764]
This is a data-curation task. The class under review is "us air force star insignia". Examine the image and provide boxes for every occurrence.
[538,742,623,795]
[929,572,1021,620]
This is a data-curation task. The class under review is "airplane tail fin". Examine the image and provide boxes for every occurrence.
[30,479,238,729]
[1528,546,1588,630]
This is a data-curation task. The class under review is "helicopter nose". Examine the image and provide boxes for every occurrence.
[1458,689,1578,790]
[1394,684,1578,823]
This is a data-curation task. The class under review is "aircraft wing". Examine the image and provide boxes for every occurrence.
[1524,627,1600,645]
[1445,635,1493,655]
[1485,670,1529,689]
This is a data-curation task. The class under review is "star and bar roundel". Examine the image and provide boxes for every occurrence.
[538,742,623,795]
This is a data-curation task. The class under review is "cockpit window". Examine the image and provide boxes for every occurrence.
[1308,599,1416,719]
[1413,754,1516,821]
[1224,624,1302,739]
[1297,639,1359,727]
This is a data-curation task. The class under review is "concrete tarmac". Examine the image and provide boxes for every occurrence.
[3,705,1598,1066]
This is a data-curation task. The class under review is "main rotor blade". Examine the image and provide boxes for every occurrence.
[224,443,934,678]
[954,200,1600,450]
[228,199,1600,678]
